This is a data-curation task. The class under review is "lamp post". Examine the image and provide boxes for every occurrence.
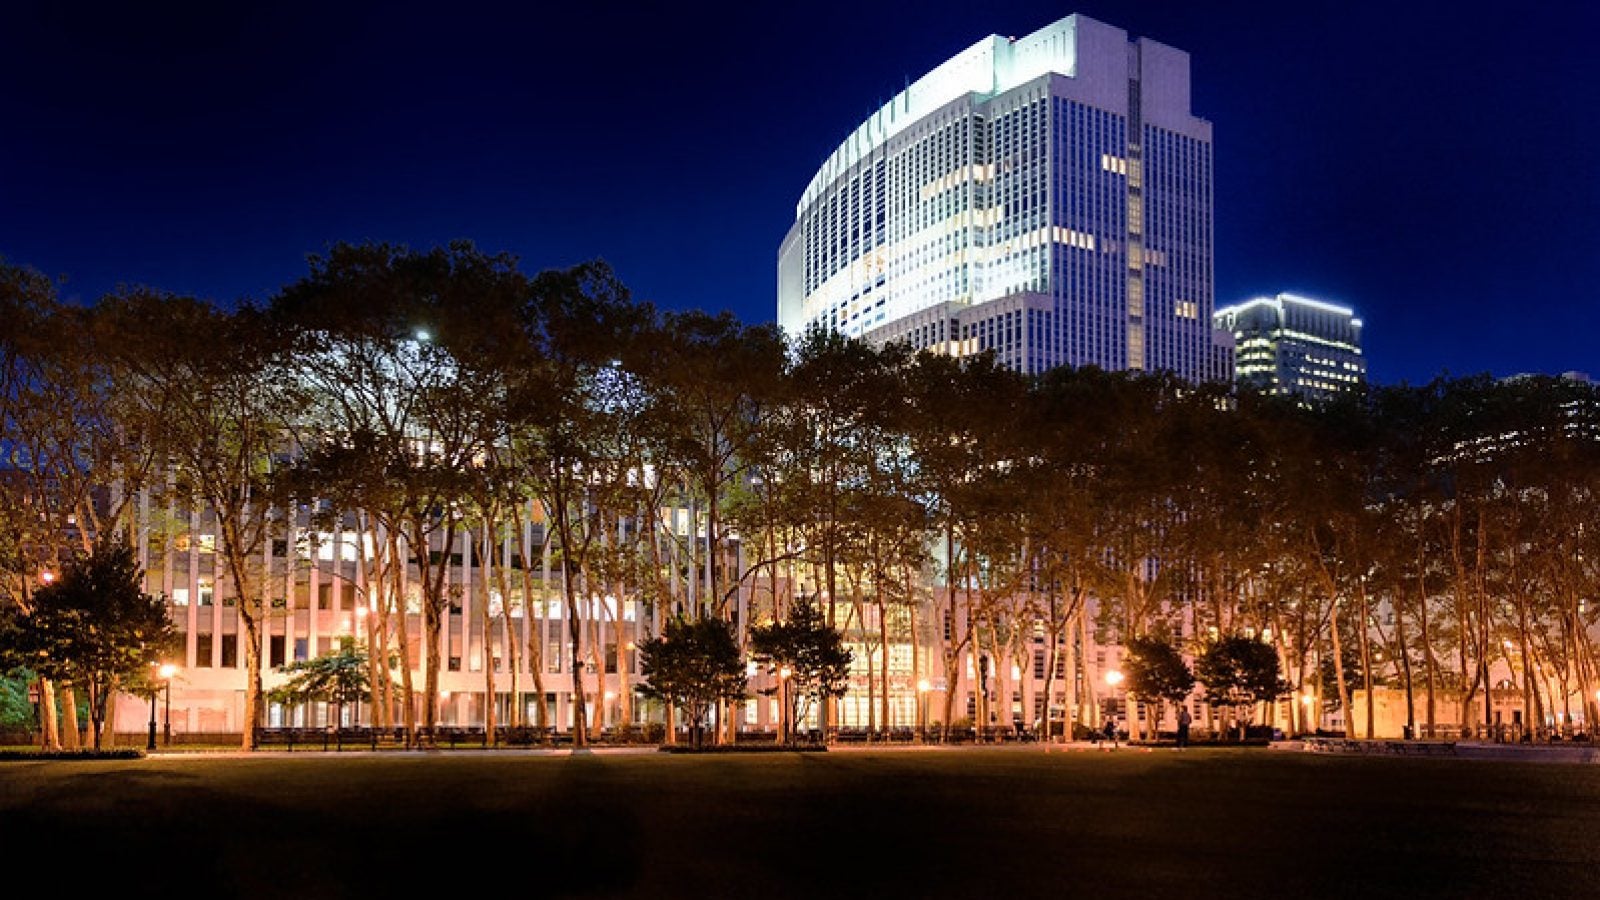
[779,666,792,743]
[1103,670,1123,743]
[146,681,158,751]
[916,678,930,742]
[145,660,166,750]
[160,664,178,746]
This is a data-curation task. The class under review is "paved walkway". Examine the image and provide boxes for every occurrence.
[1277,736,1600,763]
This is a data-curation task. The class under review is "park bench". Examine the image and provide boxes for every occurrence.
[329,726,409,751]
[431,726,488,748]
[498,725,554,746]
[253,727,329,751]
[977,726,1026,743]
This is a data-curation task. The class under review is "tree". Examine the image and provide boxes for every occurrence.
[637,615,747,748]
[749,594,852,742]
[268,638,373,727]
[274,241,524,743]
[99,289,301,750]
[1194,635,1291,740]
[1123,635,1195,728]
[19,538,176,750]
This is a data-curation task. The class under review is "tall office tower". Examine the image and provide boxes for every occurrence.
[1213,293,1367,402]
[777,14,1233,382]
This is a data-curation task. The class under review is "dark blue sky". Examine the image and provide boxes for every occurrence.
[4,1,1596,386]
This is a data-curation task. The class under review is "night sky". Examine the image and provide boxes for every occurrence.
[4,1,1596,387]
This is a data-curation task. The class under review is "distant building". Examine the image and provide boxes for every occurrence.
[1213,293,1365,402]
[777,13,1233,382]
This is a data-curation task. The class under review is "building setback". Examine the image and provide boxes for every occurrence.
[1213,293,1366,403]
[778,13,1233,382]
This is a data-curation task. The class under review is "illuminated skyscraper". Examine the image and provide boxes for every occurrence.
[1213,293,1366,402]
[777,13,1233,381]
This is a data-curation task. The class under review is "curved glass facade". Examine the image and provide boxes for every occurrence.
[778,14,1232,382]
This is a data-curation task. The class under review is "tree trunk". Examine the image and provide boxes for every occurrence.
[1357,584,1375,740]
[1329,597,1353,739]
[514,502,547,733]
[61,686,81,750]
[38,677,61,751]
[479,527,497,739]
[389,532,418,742]
[1420,576,1446,733]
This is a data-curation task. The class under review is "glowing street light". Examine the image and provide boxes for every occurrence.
[146,661,178,751]
[159,664,178,746]
[917,678,931,741]
[1104,670,1124,687]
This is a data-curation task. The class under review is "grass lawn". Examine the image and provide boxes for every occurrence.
[3,746,1598,899]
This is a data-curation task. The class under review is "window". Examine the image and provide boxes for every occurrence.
[195,634,213,668]
[221,636,237,668]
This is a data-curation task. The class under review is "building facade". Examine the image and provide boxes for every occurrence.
[777,13,1233,382]
[1213,293,1366,402]
[105,490,1134,742]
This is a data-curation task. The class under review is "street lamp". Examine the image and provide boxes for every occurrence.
[917,678,930,742]
[159,664,178,746]
[778,666,793,742]
[1102,671,1123,742]
[146,663,159,751]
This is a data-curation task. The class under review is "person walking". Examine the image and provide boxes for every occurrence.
[1176,706,1192,750]
[1102,716,1118,749]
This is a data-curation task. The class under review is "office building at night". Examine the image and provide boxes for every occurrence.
[1213,293,1365,402]
[777,13,1233,382]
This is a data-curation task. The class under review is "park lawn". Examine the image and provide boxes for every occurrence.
[2,747,1598,899]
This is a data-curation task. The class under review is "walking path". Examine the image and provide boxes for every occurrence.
[1276,736,1600,763]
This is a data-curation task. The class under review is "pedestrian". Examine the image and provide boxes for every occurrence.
[1102,716,1118,749]
[1176,706,1192,750]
